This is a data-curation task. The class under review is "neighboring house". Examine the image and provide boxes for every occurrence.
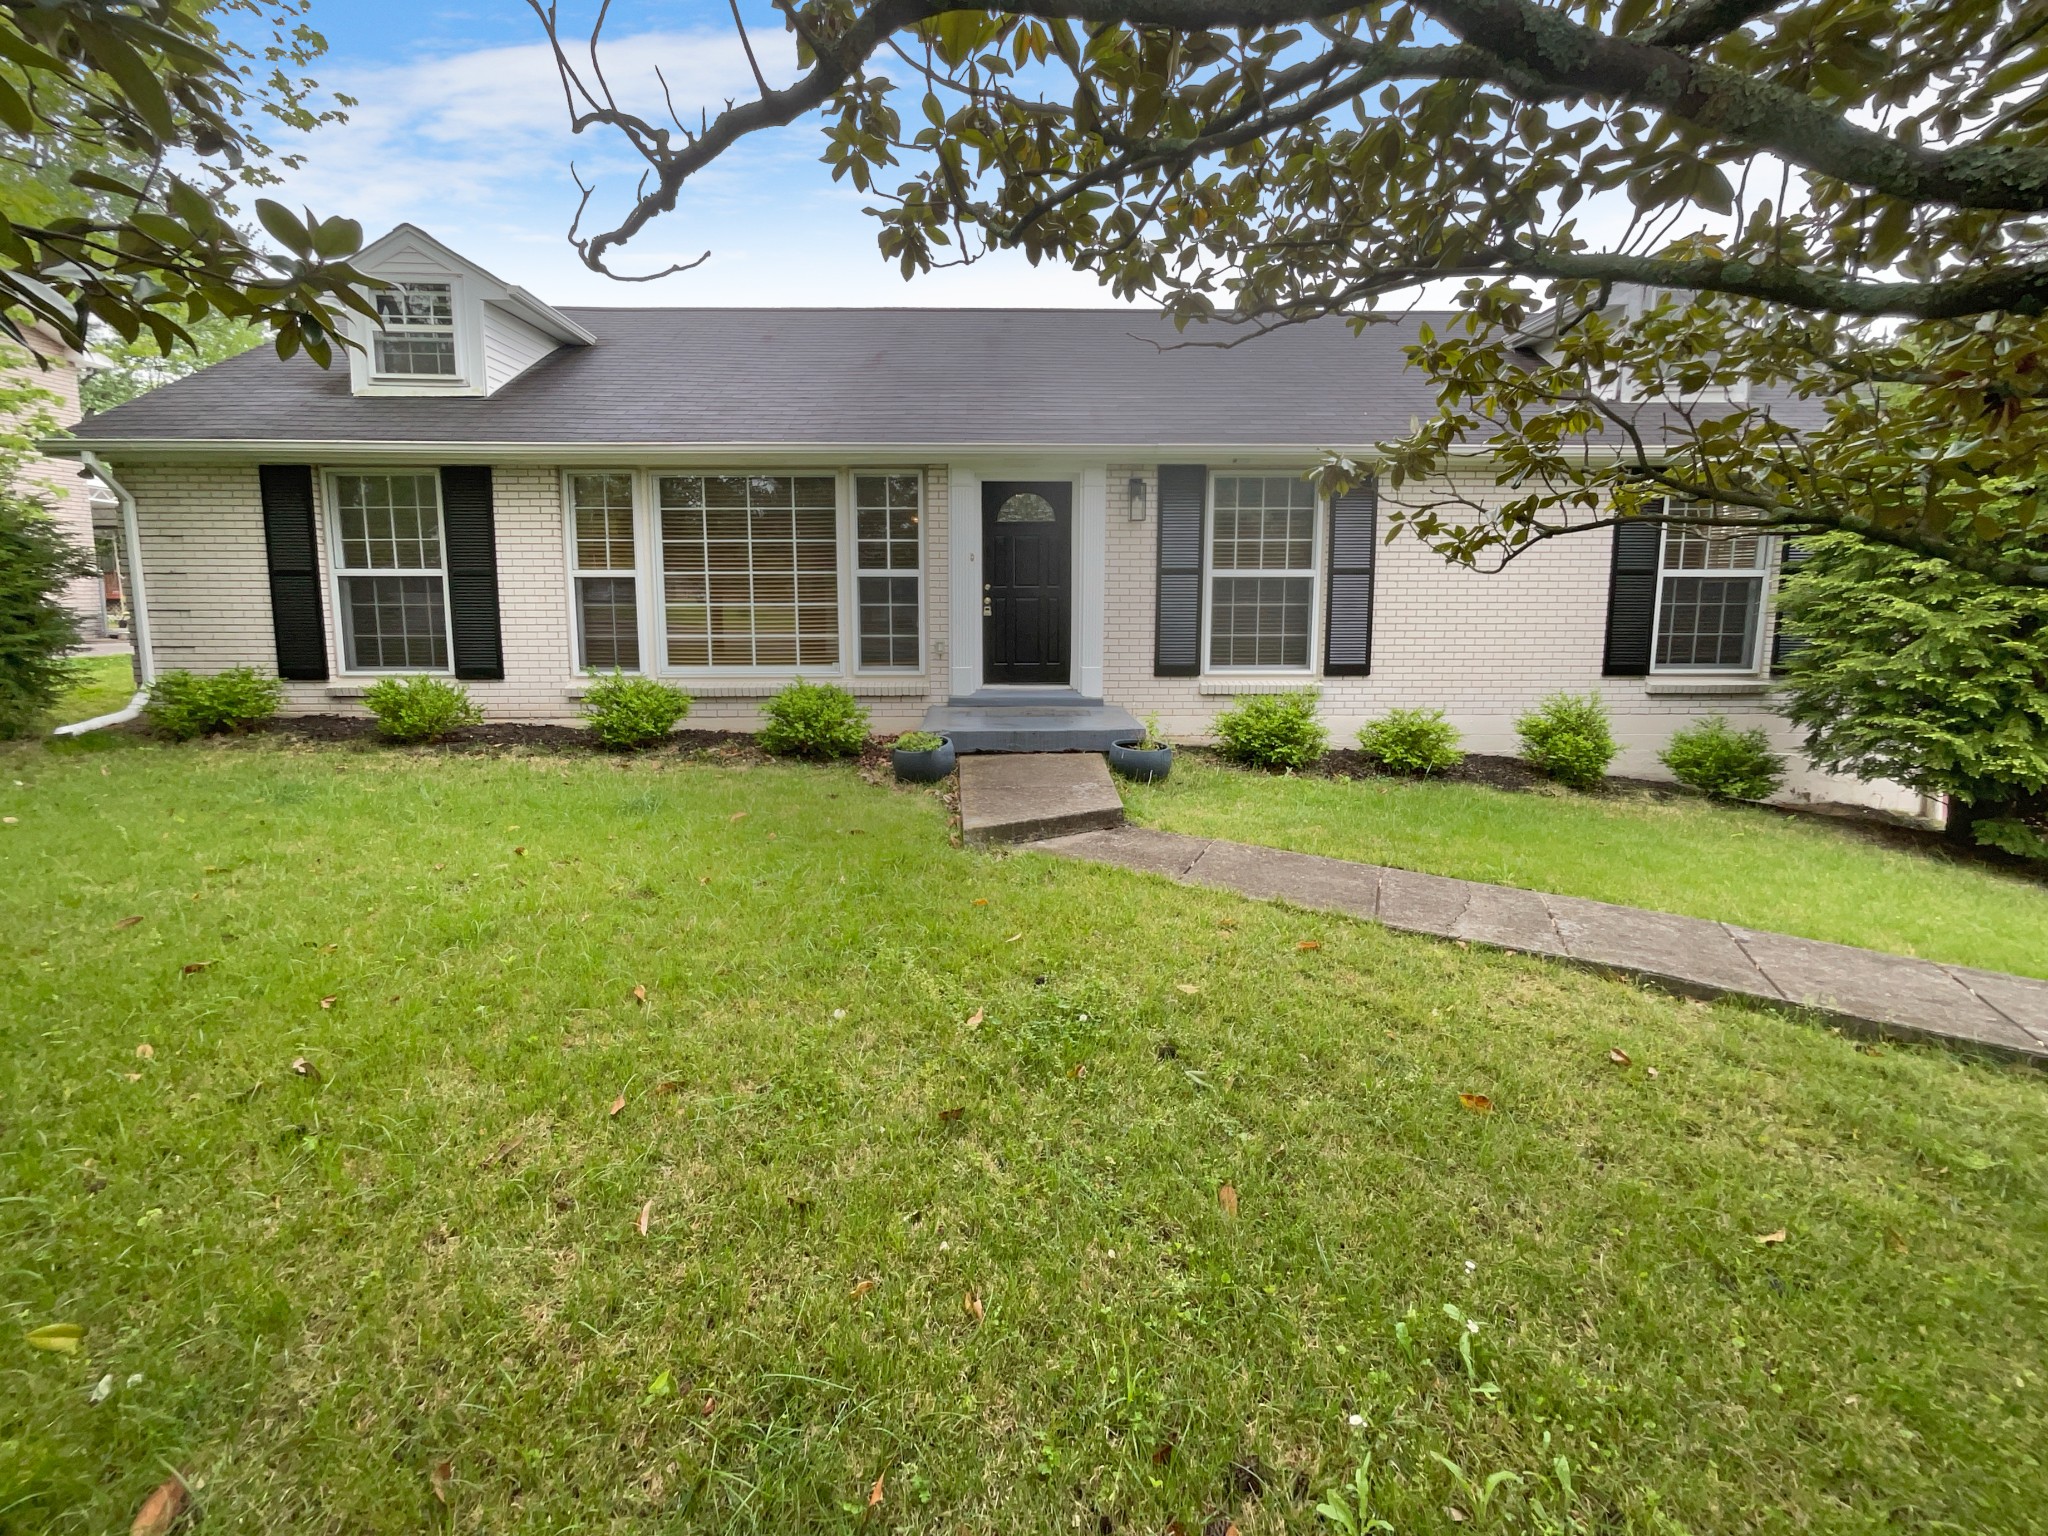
[55,225,1897,806]
[7,321,113,635]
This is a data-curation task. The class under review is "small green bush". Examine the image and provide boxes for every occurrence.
[1357,707,1464,776]
[1516,692,1618,789]
[1660,716,1786,801]
[363,675,482,743]
[144,666,283,741]
[580,673,691,748]
[893,730,945,752]
[1214,690,1328,771]
[758,680,870,758]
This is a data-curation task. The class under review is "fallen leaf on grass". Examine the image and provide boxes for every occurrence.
[1645,1066,1660,1078]
[1295,940,1321,952]
[1608,1048,1632,1066]
[1756,1228,1787,1246]
[1458,1093,1494,1114]
[477,1134,523,1169]
[632,985,648,1004]
[25,1322,83,1354]
[636,1201,652,1237]
[868,1471,885,1508]
[289,1058,320,1083]
[180,962,210,976]
[1446,1507,1468,1525]
[1174,983,1201,995]
[965,1009,984,1027]
[129,1473,188,1535]
[123,1072,142,1082]
[608,1094,627,1118]
[1004,933,1023,944]
[512,846,526,857]
[1151,1438,1175,1466]
[701,1395,717,1416]
[963,1290,984,1323]
[1217,1183,1239,1217]
[849,1278,877,1301]
[135,1043,154,1061]
[429,1458,453,1505]
[114,915,143,930]
[728,811,749,823]
[938,1106,964,1124]
[655,1081,683,1097]
[972,898,988,907]
[318,995,337,1010]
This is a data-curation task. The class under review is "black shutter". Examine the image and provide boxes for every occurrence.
[1324,477,1378,676]
[1770,537,1814,675]
[1155,464,1206,677]
[439,466,504,681]
[259,464,328,681]
[1601,512,1663,676]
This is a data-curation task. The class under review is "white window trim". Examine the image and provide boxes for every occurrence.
[1200,470,1323,676]
[1647,517,1775,676]
[371,280,462,384]
[850,468,926,676]
[563,470,648,674]
[326,468,455,676]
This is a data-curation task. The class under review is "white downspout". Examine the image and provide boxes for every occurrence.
[54,452,152,737]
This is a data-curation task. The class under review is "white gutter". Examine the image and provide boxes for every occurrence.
[75,452,154,715]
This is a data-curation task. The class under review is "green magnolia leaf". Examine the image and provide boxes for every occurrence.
[26,1323,84,1354]
[255,200,315,258]
[310,216,364,259]
[0,74,33,134]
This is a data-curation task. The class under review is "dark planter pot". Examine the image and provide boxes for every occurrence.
[892,736,956,783]
[1107,739,1173,783]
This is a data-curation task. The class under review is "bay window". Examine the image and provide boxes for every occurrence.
[569,472,640,670]
[1653,507,1771,670]
[332,472,449,670]
[1208,474,1317,669]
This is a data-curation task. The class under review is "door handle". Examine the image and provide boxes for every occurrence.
[982,597,993,616]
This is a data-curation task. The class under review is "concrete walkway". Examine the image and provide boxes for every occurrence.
[1025,825,2048,1064]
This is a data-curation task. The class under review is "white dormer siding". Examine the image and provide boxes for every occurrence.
[481,304,562,393]
[345,224,594,399]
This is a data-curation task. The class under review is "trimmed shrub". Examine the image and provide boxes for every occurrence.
[1214,689,1328,771]
[1357,707,1463,776]
[580,673,691,748]
[1516,692,1618,789]
[1660,716,1786,801]
[758,680,870,759]
[144,667,283,741]
[0,497,93,738]
[363,675,483,743]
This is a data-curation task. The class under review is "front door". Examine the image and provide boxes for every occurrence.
[982,480,1071,686]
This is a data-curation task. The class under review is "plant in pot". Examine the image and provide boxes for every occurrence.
[891,729,955,782]
[1108,715,1173,782]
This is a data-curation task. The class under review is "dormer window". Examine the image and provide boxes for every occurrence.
[374,283,457,377]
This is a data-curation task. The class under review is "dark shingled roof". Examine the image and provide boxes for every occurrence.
[70,307,1454,449]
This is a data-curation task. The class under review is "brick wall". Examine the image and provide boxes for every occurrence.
[121,461,954,731]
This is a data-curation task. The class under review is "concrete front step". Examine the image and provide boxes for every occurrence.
[958,752,1126,846]
[921,698,1144,754]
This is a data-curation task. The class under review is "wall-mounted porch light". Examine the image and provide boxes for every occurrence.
[1128,476,1148,521]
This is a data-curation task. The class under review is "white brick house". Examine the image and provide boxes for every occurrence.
[58,225,1894,806]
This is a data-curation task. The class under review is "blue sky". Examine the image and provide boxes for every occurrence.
[264,0,1127,309]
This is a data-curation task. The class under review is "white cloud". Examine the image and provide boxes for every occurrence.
[269,27,1127,309]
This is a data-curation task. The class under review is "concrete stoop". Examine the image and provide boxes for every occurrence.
[958,752,1124,846]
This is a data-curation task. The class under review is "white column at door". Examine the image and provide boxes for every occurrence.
[1076,466,1106,699]
[947,464,981,697]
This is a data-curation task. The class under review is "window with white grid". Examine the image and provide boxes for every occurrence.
[1653,504,1770,670]
[373,282,457,377]
[659,474,840,668]
[332,472,449,670]
[1208,474,1317,669]
[569,472,640,671]
[854,472,921,670]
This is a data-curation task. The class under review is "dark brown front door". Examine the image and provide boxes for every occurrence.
[982,480,1071,686]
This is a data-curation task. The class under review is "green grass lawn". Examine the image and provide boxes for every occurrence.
[1123,756,2048,979]
[4,737,2047,1534]
[42,653,137,729]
